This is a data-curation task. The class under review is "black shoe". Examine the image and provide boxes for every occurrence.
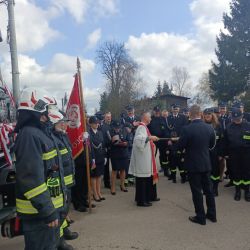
[181,178,186,184]
[234,187,241,201]
[58,239,75,250]
[224,181,234,187]
[104,184,111,189]
[137,202,152,207]
[189,216,206,225]
[120,186,128,192]
[93,195,101,202]
[172,179,177,183]
[244,189,250,202]
[111,191,116,195]
[99,196,106,201]
[206,214,217,223]
[152,198,160,202]
[75,206,87,212]
[63,228,79,241]
[168,175,172,180]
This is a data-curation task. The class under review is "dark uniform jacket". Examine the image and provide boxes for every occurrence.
[167,113,188,137]
[175,119,216,173]
[110,129,129,160]
[218,114,231,131]
[224,121,250,151]
[100,122,112,153]
[15,124,65,222]
[53,131,75,188]
[89,128,105,165]
[122,115,140,134]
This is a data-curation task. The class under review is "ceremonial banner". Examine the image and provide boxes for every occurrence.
[66,74,84,159]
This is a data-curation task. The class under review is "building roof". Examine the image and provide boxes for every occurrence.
[151,94,190,100]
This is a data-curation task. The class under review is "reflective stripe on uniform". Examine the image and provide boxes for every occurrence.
[211,175,220,181]
[233,180,242,186]
[171,168,177,173]
[42,150,57,160]
[60,148,68,155]
[161,162,168,165]
[24,183,47,200]
[16,194,64,214]
[243,135,250,140]
[60,219,68,237]
[242,180,250,185]
[179,170,185,173]
[16,199,38,214]
[64,174,74,186]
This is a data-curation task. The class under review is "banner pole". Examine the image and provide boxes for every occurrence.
[76,57,92,213]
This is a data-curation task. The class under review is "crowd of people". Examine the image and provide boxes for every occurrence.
[13,86,250,249]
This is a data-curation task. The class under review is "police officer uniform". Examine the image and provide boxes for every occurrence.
[224,108,250,201]
[148,106,170,177]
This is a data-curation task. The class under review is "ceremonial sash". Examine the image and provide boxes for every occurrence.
[139,122,159,184]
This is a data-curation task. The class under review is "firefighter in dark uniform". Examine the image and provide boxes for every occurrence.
[203,108,223,196]
[121,105,140,135]
[167,104,188,183]
[148,106,170,177]
[48,106,78,248]
[232,101,250,122]
[218,102,233,187]
[14,89,66,250]
[224,108,250,201]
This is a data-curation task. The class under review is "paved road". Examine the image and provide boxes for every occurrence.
[1,175,250,250]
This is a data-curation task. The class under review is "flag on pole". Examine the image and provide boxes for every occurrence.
[66,74,85,159]
[4,84,15,107]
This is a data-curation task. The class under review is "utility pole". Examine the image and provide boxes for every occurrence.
[7,0,20,104]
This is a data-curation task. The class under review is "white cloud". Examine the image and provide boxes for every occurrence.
[86,28,102,49]
[51,0,119,23]
[0,53,99,113]
[52,0,90,23]
[0,0,59,53]
[126,0,231,97]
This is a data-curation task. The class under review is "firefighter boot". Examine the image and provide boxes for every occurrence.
[244,185,250,202]
[234,186,241,201]
[63,227,79,240]
[58,238,74,250]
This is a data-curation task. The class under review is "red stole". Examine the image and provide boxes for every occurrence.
[139,123,159,184]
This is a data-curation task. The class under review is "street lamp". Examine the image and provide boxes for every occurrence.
[0,0,20,104]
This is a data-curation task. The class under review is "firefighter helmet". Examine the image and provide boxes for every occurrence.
[18,88,57,113]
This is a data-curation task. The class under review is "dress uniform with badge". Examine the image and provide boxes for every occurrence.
[122,105,140,135]
[14,89,66,250]
[224,108,250,201]
[148,106,170,177]
[167,104,188,183]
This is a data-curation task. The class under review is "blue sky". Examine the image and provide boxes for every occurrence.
[0,0,231,113]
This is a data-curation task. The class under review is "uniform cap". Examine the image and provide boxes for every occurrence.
[171,104,180,109]
[218,102,227,108]
[125,105,134,111]
[203,108,214,114]
[112,120,121,128]
[89,116,99,124]
[231,108,243,120]
[232,101,244,108]
[153,106,161,112]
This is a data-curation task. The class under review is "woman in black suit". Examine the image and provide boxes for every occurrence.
[110,121,129,195]
[89,116,106,202]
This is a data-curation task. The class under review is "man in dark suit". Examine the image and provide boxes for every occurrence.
[170,104,217,225]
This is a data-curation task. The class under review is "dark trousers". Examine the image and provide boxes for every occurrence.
[23,218,59,250]
[229,148,250,186]
[135,177,151,204]
[188,172,216,221]
[71,153,88,208]
[104,155,111,187]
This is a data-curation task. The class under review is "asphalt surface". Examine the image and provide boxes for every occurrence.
[1,173,250,250]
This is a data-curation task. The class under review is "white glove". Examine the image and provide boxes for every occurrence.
[83,132,89,140]
[104,158,107,165]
